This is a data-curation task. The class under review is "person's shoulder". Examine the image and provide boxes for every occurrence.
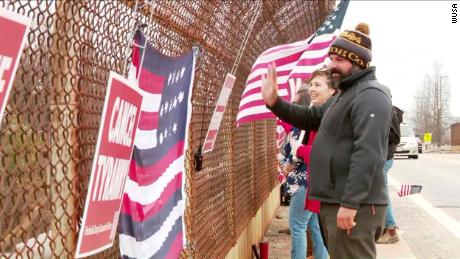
[357,80,391,100]
[353,83,392,110]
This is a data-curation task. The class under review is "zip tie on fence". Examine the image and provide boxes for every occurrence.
[135,0,156,80]
[230,0,262,75]
[192,43,205,171]
[193,1,261,170]
[122,0,140,77]
[122,0,156,80]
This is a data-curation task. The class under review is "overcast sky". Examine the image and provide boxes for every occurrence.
[340,1,460,119]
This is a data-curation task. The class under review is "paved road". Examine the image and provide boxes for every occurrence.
[388,153,460,259]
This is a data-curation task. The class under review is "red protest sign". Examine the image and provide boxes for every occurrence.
[75,72,143,258]
[0,8,30,128]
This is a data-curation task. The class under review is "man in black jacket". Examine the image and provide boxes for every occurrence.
[377,106,404,244]
[261,23,392,259]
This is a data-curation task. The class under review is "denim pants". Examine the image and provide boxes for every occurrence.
[289,185,328,259]
[383,159,397,228]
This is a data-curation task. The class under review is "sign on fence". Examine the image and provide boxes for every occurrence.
[203,73,235,153]
[0,8,30,128]
[75,72,143,258]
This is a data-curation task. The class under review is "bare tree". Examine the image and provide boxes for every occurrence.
[411,63,451,147]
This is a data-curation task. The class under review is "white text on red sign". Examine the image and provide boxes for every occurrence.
[0,55,12,92]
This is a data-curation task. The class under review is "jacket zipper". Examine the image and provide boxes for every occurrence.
[322,92,344,122]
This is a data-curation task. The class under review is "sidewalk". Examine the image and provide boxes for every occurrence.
[263,205,417,259]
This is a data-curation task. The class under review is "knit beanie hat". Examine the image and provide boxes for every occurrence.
[328,23,372,68]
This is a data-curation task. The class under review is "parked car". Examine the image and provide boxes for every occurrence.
[415,135,423,153]
[395,124,419,159]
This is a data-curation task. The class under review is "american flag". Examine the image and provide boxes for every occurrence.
[119,31,194,259]
[398,185,422,197]
[236,0,349,125]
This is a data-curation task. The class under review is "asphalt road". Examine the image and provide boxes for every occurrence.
[388,153,460,259]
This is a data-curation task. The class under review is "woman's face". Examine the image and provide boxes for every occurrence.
[309,75,335,106]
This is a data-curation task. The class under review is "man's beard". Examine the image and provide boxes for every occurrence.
[330,65,362,88]
[330,68,349,88]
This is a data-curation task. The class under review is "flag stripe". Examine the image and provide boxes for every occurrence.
[139,68,165,94]
[120,187,182,239]
[254,37,333,66]
[133,140,184,168]
[236,1,349,125]
[119,200,184,258]
[151,218,183,259]
[238,99,269,114]
[245,70,291,89]
[133,128,158,150]
[398,184,422,197]
[137,111,159,130]
[129,151,184,187]
[246,61,297,83]
[243,77,291,100]
[240,88,289,109]
[249,52,303,74]
[121,30,193,258]
[121,173,182,221]
[295,53,330,67]
[139,89,161,113]
[126,160,183,204]
[246,48,331,84]
[261,38,311,56]
[120,217,183,258]
[236,94,290,123]
[241,83,289,100]
[164,232,184,259]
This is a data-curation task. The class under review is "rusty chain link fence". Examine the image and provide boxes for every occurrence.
[0,0,332,258]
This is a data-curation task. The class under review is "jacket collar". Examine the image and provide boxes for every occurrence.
[338,66,377,92]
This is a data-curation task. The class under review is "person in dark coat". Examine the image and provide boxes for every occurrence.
[377,106,404,244]
[261,23,392,259]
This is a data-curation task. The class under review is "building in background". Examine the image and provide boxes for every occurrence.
[451,123,460,151]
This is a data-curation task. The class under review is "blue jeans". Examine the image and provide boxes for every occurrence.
[383,159,397,228]
[289,185,328,259]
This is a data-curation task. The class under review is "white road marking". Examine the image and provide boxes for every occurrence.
[388,175,460,239]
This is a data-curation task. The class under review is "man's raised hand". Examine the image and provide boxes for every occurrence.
[261,62,279,107]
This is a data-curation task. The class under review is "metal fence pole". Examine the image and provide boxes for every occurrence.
[49,0,81,257]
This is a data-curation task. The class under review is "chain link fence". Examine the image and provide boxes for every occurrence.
[0,0,332,258]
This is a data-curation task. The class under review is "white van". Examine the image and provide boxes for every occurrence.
[395,124,419,159]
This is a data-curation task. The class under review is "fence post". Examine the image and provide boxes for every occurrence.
[49,0,81,257]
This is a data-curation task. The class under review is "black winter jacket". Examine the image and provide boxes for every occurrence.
[268,67,392,209]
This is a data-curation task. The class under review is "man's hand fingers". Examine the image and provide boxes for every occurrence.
[337,217,346,229]
[270,62,277,85]
[261,63,279,107]
[337,218,356,230]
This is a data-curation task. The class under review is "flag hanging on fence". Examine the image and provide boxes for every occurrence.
[119,30,195,259]
[398,184,422,197]
[236,0,349,125]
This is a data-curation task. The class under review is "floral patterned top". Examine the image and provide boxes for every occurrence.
[279,127,307,195]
